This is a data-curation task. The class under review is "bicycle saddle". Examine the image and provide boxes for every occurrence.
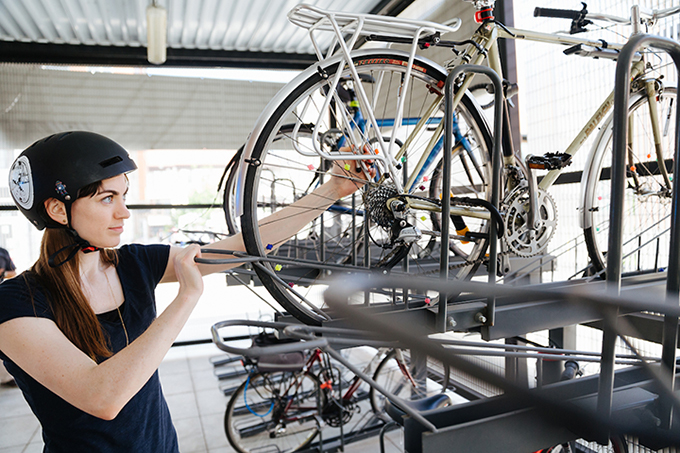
[384,393,452,426]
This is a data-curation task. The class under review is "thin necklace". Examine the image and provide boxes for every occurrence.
[104,269,129,347]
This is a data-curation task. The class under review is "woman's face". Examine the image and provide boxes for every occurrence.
[70,174,130,248]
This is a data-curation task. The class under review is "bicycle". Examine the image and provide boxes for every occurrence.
[229,1,679,326]
[221,329,450,453]
[222,78,481,258]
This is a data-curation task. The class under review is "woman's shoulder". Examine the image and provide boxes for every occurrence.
[118,243,171,260]
[0,271,38,295]
[0,272,51,322]
[116,243,171,285]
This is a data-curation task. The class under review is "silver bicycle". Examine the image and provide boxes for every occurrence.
[229,1,679,327]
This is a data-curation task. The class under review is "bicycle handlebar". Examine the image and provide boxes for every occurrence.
[210,319,398,357]
[535,4,680,26]
[533,7,582,20]
[210,319,329,357]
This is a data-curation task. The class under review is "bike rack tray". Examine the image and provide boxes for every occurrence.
[323,272,680,450]
[405,368,664,453]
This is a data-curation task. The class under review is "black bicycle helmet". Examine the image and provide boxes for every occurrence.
[9,131,137,230]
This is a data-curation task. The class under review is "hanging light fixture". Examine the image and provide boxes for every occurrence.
[146,0,167,65]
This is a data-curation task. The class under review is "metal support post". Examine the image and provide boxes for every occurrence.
[440,64,504,332]
[605,32,680,432]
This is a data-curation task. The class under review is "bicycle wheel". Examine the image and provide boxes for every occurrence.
[582,87,676,276]
[224,125,315,235]
[429,149,494,259]
[241,50,492,325]
[224,371,325,453]
[369,348,450,421]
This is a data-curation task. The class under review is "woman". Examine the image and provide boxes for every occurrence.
[0,131,368,452]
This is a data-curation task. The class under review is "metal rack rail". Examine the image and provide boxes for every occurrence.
[201,37,680,452]
[322,273,680,452]
[599,30,680,434]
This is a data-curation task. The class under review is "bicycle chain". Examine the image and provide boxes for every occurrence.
[417,249,511,277]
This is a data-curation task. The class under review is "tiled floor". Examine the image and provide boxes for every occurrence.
[0,343,396,453]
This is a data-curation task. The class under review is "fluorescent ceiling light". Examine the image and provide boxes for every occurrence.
[147,2,167,65]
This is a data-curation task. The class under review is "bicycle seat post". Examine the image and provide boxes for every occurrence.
[631,5,641,35]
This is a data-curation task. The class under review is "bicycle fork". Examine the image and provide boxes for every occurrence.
[643,78,673,192]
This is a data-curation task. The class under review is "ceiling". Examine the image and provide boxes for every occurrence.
[0,0,417,69]
[0,0,480,153]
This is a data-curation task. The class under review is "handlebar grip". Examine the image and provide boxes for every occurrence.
[533,7,582,20]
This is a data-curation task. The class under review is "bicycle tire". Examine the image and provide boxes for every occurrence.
[429,149,493,259]
[368,348,450,422]
[223,145,243,235]
[469,83,495,110]
[224,371,325,453]
[241,50,493,325]
[582,87,677,276]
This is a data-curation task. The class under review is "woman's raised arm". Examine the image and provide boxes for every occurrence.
[161,154,373,283]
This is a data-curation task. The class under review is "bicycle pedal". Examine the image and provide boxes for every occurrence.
[465,231,488,240]
[527,152,572,170]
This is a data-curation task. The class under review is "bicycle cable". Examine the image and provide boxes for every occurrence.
[243,374,275,418]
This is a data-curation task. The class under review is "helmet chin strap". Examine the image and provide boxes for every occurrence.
[47,204,101,268]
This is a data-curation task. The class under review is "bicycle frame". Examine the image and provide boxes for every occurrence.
[256,347,393,421]
[332,14,662,224]
[235,3,669,245]
[396,19,649,196]
[458,22,648,195]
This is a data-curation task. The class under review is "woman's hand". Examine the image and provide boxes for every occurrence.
[173,244,204,299]
[329,145,377,198]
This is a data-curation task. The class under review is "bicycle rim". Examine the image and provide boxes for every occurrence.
[223,145,243,235]
[241,50,492,325]
[369,348,450,421]
[582,88,676,276]
[224,371,324,453]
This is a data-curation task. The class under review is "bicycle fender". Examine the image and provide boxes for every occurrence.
[579,91,644,230]
[233,49,449,218]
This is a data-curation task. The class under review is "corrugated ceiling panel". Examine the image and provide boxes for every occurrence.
[0,0,383,54]
[0,64,286,151]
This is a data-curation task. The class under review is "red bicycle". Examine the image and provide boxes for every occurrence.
[223,334,450,453]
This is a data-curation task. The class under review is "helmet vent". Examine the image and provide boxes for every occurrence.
[99,156,123,168]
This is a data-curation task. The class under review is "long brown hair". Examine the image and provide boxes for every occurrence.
[30,181,121,361]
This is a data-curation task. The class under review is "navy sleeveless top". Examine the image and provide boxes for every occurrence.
[0,244,178,453]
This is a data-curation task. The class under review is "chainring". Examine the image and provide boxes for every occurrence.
[501,185,557,257]
[322,398,355,427]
